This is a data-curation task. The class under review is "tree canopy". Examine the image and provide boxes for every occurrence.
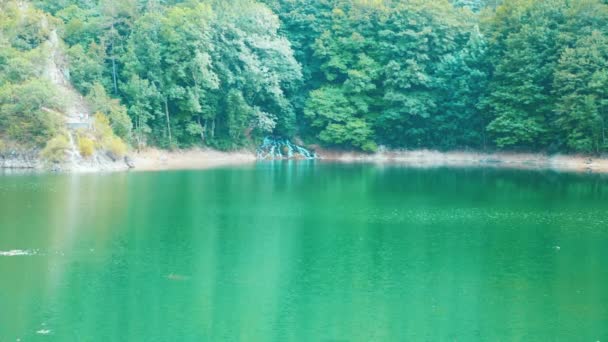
[2,0,608,154]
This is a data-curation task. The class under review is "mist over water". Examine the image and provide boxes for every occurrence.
[1,163,608,340]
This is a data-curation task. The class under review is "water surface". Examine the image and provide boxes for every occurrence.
[1,163,608,341]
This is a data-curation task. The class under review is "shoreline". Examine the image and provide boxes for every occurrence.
[130,148,256,172]
[130,148,608,174]
[316,149,608,174]
[3,148,608,174]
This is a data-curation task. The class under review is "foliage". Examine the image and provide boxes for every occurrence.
[0,80,63,146]
[105,135,127,159]
[66,44,104,94]
[1,0,607,155]
[86,83,132,140]
[119,0,301,149]
[295,0,484,150]
[0,2,56,51]
[0,2,64,147]
[554,31,608,153]
[93,112,113,139]
[40,134,69,163]
[482,0,608,151]
[77,134,94,157]
[92,112,128,158]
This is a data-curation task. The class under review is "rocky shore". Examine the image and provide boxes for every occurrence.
[0,149,42,170]
[0,148,256,173]
[3,147,608,174]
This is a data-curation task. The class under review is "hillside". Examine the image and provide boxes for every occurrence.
[2,0,608,171]
[0,1,130,170]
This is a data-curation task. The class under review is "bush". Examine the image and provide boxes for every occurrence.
[92,112,129,159]
[78,135,94,157]
[40,135,69,163]
[361,141,378,153]
[106,136,127,160]
[0,79,62,146]
[87,83,132,140]
[93,112,113,139]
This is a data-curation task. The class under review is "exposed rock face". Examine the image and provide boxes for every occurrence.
[0,148,132,173]
[0,150,41,169]
[44,29,91,124]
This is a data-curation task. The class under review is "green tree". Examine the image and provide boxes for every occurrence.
[0,79,63,146]
[554,31,608,152]
[86,82,132,140]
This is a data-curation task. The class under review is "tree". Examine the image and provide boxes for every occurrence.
[482,0,608,151]
[120,0,300,149]
[202,0,301,147]
[86,82,132,140]
[304,0,478,150]
[304,86,376,151]
[0,79,63,146]
[434,25,489,149]
[554,31,608,152]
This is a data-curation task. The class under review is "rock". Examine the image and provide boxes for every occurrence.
[105,151,118,162]
[124,156,135,169]
[0,153,39,169]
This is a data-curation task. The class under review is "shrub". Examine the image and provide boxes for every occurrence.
[78,135,94,157]
[361,141,378,153]
[93,112,129,159]
[87,83,132,140]
[93,112,113,140]
[0,79,62,146]
[106,136,127,160]
[40,135,69,163]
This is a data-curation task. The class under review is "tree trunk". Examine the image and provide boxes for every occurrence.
[136,115,143,152]
[211,119,215,139]
[602,115,606,150]
[110,18,118,94]
[111,53,118,94]
[204,119,208,141]
[198,116,205,144]
[135,116,140,152]
[164,98,172,146]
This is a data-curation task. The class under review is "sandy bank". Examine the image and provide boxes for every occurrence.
[131,148,256,171]
[129,148,608,174]
[4,147,608,174]
[316,149,608,173]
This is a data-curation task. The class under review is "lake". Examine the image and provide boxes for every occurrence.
[1,162,607,341]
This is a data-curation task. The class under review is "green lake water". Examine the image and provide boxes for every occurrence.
[1,162,608,341]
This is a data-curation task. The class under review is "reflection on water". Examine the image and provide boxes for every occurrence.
[1,164,608,340]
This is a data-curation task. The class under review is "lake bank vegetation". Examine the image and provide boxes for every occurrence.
[1,0,608,169]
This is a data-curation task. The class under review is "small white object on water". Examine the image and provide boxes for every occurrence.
[0,250,35,256]
[554,246,561,251]
[167,273,190,281]
[36,329,51,335]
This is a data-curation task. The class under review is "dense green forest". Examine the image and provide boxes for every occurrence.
[1,0,608,155]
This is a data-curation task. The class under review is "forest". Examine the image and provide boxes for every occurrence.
[1,0,608,155]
